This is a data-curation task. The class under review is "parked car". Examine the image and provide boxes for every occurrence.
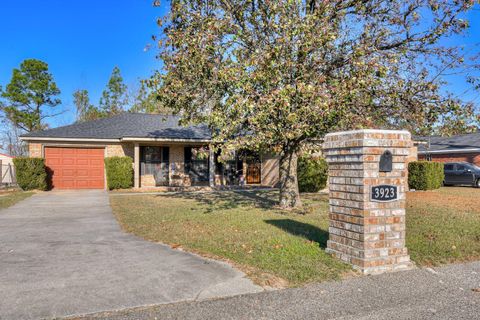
[443,162,480,187]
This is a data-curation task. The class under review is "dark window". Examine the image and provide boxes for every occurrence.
[214,150,223,175]
[444,164,454,171]
[184,146,209,183]
[140,146,169,186]
[142,147,163,163]
[456,164,466,172]
[184,147,192,164]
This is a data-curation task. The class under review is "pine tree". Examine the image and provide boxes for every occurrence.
[99,66,127,116]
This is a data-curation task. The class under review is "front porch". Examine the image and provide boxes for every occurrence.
[132,143,274,189]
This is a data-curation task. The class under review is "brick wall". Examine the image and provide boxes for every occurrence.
[407,146,418,163]
[28,143,42,157]
[169,145,185,177]
[261,155,280,187]
[140,174,156,187]
[105,143,134,158]
[418,152,480,166]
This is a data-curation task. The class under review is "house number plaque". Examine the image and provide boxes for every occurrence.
[371,185,398,202]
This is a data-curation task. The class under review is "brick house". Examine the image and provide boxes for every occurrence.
[20,113,280,190]
[417,132,480,166]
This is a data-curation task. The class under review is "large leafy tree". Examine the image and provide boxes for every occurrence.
[155,0,478,208]
[0,59,61,132]
[99,66,128,115]
[433,101,479,136]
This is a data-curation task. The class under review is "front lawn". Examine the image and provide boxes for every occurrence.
[110,187,480,287]
[0,190,34,209]
[110,191,351,287]
[406,187,480,266]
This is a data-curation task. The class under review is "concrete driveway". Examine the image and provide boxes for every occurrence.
[0,190,261,320]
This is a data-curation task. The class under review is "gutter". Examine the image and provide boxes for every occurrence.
[418,148,480,155]
[121,137,212,143]
[19,137,121,142]
[19,136,212,143]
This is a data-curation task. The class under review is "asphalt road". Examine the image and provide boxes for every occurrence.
[73,261,480,320]
[0,190,261,320]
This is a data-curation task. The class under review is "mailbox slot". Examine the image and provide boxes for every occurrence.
[379,150,393,172]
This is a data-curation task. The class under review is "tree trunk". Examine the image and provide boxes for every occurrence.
[279,151,302,209]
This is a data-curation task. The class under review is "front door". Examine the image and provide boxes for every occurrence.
[246,160,261,184]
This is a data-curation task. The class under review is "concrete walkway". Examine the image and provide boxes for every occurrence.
[0,190,261,320]
[74,261,480,320]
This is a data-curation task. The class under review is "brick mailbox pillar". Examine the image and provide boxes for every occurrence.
[323,129,413,274]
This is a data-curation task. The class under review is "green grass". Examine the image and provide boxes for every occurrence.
[406,187,480,266]
[0,190,34,209]
[110,187,480,286]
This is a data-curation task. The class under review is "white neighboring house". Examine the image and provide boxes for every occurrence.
[0,153,15,185]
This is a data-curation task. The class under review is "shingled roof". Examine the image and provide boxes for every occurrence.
[21,113,212,141]
[417,132,480,153]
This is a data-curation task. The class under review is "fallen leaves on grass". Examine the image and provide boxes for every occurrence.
[407,188,480,215]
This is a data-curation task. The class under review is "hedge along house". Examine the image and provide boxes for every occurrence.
[20,113,280,190]
[417,132,480,166]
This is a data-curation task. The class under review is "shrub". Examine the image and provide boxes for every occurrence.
[104,157,133,190]
[13,157,48,191]
[297,156,328,193]
[408,161,444,190]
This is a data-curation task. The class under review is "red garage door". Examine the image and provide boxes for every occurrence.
[45,147,105,189]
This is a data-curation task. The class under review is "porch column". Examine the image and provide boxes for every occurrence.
[134,143,140,188]
[209,145,215,187]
